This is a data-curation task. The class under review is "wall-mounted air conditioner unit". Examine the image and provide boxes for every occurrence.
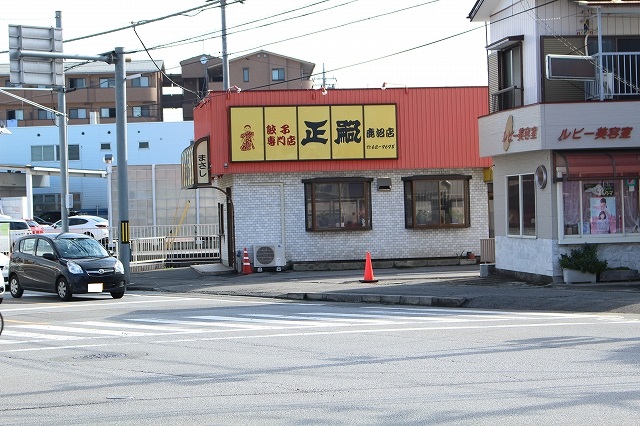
[600,72,614,99]
[253,244,286,271]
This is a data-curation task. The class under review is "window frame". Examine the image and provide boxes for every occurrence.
[31,144,80,162]
[272,68,285,81]
[7,109,24,120]
[100,107,116,118]
[506,173,536,237]
[37,109,55,120]
[68,77,86,89]
[402,175,471,229]
[68,108,87,119]
[303,178,373,232]
[132,105,151,117]
[99,78,116,88]
[243,68,250,82]
[131,76,149,87]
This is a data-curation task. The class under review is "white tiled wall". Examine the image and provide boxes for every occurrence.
[226,168,489,263]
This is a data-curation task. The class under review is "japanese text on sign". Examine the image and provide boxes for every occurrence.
[230,104,398,161]
[558,127,633,141]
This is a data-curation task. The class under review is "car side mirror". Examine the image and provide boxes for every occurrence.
[43,253,57,261]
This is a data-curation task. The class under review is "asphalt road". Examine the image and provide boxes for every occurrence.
[2,292,639,425]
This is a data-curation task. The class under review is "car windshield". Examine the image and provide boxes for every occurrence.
[53,237,109,259]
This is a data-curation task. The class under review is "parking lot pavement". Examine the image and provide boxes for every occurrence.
[128,264,640,314]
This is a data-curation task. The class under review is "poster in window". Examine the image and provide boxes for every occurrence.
[590,196,616,234]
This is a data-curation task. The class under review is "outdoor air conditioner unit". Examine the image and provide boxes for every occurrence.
[600,72,614,99]
[253,244,286,271]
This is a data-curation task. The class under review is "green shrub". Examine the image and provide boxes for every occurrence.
[559,244,608,274]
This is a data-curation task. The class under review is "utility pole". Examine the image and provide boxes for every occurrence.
[114,47,131,283]
[56,11,70,232]
[221,0,230,90]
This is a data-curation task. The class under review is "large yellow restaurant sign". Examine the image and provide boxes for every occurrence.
[230,104,397,162]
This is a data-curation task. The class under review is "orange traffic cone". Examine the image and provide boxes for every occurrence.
[241,247,253,275]
[359,251,378,283]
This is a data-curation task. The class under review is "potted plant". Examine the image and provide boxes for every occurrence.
[559,244,608,283]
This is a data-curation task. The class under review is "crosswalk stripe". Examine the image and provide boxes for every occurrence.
[1,330,84,341]
[12,324,153,337]
[3,308,633,347]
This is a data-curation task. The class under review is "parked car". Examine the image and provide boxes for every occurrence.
[32,216,52,226]
[8,233,126,301]
[0,252,7,303]
[37,210,80,224]
[23,219,45,234]
[49,215,110,245]
[0,218,32,249]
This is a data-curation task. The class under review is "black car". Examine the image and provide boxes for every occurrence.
[8,233,126,301]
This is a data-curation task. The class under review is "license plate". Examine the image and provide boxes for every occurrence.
[88,283,103,293]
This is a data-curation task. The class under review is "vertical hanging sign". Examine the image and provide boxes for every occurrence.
[195,136,210,186]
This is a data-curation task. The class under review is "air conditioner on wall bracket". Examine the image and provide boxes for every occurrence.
[253,244,286,271]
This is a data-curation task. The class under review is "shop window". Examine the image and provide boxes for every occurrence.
[303,178,372,231]
[507,174,535,237]
[402,175,470,228]
[561,180,639,238]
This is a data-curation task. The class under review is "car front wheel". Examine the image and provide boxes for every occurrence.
[110,290,125,299]
[56,277,72,301]
[9,275,23,298]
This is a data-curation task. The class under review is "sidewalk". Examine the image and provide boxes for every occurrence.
[128,264,640,314]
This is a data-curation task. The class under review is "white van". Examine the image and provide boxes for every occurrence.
[0,218,32,253]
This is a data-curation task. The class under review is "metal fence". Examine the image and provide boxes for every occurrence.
[586,52,640,100]
[109,224,221,271]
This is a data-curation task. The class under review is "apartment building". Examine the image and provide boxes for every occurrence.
[169,50,315,121]
[469,0,640,282]
[0,60,164,127]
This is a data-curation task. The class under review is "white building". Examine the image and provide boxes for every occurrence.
[0,121,219,227]
[469,0,640,282]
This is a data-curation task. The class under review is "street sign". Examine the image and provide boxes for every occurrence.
[9,25,64,86]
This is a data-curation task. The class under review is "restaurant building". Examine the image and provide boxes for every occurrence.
[187,87,491,270]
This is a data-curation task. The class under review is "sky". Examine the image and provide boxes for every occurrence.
[0,0,488,90]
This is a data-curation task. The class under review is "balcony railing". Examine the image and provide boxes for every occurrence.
[489,86,523,113]
[586,52,640,100]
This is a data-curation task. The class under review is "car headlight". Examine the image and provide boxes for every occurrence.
[115,259,124,274]
[67,261,83,275]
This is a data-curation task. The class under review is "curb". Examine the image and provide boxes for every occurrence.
[126,285,467,307]
[280,292,467,307]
